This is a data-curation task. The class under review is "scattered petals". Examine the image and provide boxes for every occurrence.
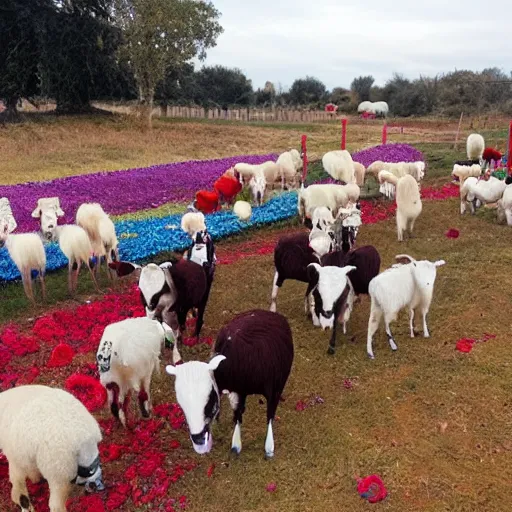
[357,475,388,503]
[207,463,215,478]
[456,338,475,353]
[266,483,277,492]
[65,374,107,412]
[47,343,74,368]
[445,228,460,239]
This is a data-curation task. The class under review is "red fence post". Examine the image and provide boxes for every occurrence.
[301,135,308,183]
[508,120,512,175]
[382,123,387,145]
[341,118,347,150]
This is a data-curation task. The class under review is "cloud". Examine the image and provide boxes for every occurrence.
[199,0,511,90]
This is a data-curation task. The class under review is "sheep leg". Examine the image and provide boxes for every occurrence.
[48,480,69,512]
[264,393,280,458]
[270,271,280,313]
[384,314,398,352]
[422,307,430,338]
[230,394,246,455]
[105,244,114,281]
[86,259,101,293]
[194,278,212,338]
[409,308,415,338]
[138,376,151,418]
[408,218,416,237]
[39,270,46,301]
[106,382,121,422]
[396,215,404,242]
[303,280,316,317]
[9,465,33,512]
[21,268,35,304]
[67,262,74,295]
[366,302,383,359]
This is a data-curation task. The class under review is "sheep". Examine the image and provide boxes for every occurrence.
[497,183,512,225]
[0,217,46,303]
[233,200,252,221]
[298,183,350,227]
[248,171,267,205]
[452,164,481,186]
[31,197,64,219]
[332,203,362,253]
[233,161,281,188]
[270,232,318,314]
[366,254,446,359]
[383,162,424,182]
[110,257,212,365]
[357,101,373,113]
[308,228,335,261]
[367,160,386,176]
[372,101,389,117]
[354,162,366,186]
[460,176,506,215]
[276,150,301,189]
[39,209,100,294]
[165,309,294,458]
[378,170,398,199]
[467,133,485,161]
[396,174,422,242]
[322,150,356,184]
[305,263,357,354]
[97,317,170,427]
[76,202,119,278]
[0,385,104,512]
[181,211,206,238]
[311,206,335,232]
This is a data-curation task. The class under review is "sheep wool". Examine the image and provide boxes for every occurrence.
[353,162,366,186]
[0,385,104,512]
[396,175,422,242]
[181,211,206,237]
[466,133,485,160]
[234,200,252,221]
[322,150,356,184]
[497,184,512,226]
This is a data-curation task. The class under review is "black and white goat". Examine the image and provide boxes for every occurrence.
[165,310,293,458]
[306,245,381,354]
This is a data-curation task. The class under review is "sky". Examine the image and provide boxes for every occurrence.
[199,0,511,91]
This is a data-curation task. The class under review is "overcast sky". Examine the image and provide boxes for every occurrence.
[199,0,511,91]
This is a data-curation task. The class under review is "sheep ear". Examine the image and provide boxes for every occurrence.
[395,254,415,265]
[434,260,446,267]
[108,261,141,277]
[31,208,42,219]
[165,364,178,376]
[307,263,320,288]
[341,265,357,275]
[208,355,226,370]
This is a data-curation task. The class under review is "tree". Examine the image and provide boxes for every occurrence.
[288,76,327,106]
[155,62,197,107]
[351,75,374,103]
[113,0,223,127]
[194,65,253,107]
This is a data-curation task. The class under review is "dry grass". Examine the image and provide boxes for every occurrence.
[0,114,496,185]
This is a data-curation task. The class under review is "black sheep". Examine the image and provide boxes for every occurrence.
[166,309,294,458]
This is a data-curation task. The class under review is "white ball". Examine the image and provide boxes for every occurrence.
[233,200,252,222]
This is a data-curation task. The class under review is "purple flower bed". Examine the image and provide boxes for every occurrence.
[0,153,277,233]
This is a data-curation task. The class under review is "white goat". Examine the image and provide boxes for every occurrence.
[467,133,485,161]
[496,183,512,225]
[452,164,481,187]
[298,183,350,224]
[322,150,356,183]
[277,150,301,189]
[248,170,267,205]
[96,316,171,427]
[460,176,506,215]
[378,170,398,199]
[76,203,119,276]
[0,217,46,303]
[354,162,366,186]
[366,254,446,359]
[396,175,422,242]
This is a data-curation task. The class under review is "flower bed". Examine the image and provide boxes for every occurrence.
[0,153,277,233]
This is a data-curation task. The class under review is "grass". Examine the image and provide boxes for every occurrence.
[2,116,512,511]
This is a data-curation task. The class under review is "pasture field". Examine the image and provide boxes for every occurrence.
[1,115,512,511]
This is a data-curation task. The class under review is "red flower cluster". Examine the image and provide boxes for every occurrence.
[357,474,388,503]
[295,395,325,411]
[47,343,74,368]
[421,184,459,200]
[445,228,460,239]
[153,402,186,430]
[65,374,107,412]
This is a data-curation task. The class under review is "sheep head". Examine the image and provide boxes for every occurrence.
[394,254,446,295]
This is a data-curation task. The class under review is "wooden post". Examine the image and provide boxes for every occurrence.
[454,112,464,149]
[382,123,387,145]
[341,118,347,150]
[301,135,308,183]
[507,120,512,175]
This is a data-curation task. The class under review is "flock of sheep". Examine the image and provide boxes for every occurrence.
[0,131,507,511]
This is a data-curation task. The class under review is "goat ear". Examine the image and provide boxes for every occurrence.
[31,208,42,219]
[109,261,140,277]
[434,260,446,267]
[165,364,178,376]
[56,207,65,217]
[306,263,320,288]
[395,254,415,265]
[341,265,357,275]
[208,355,226,370]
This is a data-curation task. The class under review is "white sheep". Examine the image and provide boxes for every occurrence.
[96,316,171,427]
[311,206,335,232]
[298,183,350,224]
[0,217,46,303]
[452,164,481,187]
[367,160,387,176]
[396,175,422,242]
[496,183,512,225]
[460,176,506,215]
[353,162,366,186]
[276,150,301,189]
[308,229,334,260]
[248,170,267,205]
[383,162,423,182]
[76,202,119,276]
[467,133,485,161]
[378,170,398,199]
[181,211,206,238]
[233,200,252,221]
[0,385,104,512]
[322,150,356,184]
[366,254,446,359]
[357,101,373,113]
[39,210,100,294]
[343,183,361,205]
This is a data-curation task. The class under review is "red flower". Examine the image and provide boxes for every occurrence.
[105,483,131,509]
[169,440,181,449]
[357,474,388,503]
[445,228,459,239]
[456,338,475,353]
[33,317,66,343]
[295,400,307,411]
[0,347,12,367]
[266,482,277,492]
[207,463,215,478]
[65,374,107,412]
[154,402,185,430]
[47,343,75,368]
[136,450,165,477]
[19,366,40,385]
[67,494,106,512]
[100,443,124,462]
[482,333,496,341]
